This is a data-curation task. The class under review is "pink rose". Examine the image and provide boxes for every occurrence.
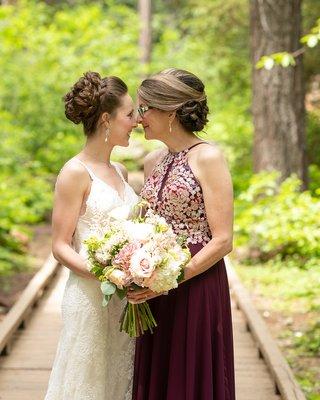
[129,248,156,281]
[113,241,141,271]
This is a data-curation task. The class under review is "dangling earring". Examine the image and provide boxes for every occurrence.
[105,127,110,143]
[169,121,172,134]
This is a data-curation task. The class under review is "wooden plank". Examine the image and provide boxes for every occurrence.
[0,268,66,399]
[232,300,281,400]
[0,369,50,400]
[0,254,59,355]
[226,258,306,400]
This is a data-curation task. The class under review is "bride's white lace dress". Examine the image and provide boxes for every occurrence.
[45,159,139,400]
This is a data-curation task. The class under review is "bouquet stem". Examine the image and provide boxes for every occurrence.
[120,301,157,337]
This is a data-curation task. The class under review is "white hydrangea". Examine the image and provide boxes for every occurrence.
[148,247,190,293]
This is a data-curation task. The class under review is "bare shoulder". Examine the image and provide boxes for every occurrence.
[113,162,128,181]
[194,142,227,166]
[188,142,231,186]
[144,148,167,178]
[56,158,90,193]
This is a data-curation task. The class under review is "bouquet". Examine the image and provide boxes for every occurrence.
[84,200,191,337]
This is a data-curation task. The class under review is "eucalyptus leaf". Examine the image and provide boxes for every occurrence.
[116,287,127,300]
[101,281,116,296]
[102,295,111,307]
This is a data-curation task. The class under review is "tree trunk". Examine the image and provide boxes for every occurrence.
[139,0,152,75]
[250,0,307,188]
[1,0,16,4]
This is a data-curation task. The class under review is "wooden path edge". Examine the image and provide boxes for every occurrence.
[225,257,306,400]
[0,253,60,356]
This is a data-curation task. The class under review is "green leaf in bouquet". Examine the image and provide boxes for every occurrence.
[101,281,116,295]
[176,234,188,247]
[104,230,114,240]
[102,294,112,307]
[102,265,115,278]
[90,263,105,278]
[177,269,185,283]
[84,236,103,251]
[155,223,168,233]
[109,240,129,258]
[116,287,127,300]
[130,198,149,221]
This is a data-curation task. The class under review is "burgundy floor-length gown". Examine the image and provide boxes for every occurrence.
[132,142,235,400]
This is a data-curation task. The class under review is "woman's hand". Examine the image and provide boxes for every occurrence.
[126,287,166,304]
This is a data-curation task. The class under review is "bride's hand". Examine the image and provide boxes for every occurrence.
[126,288,166,304]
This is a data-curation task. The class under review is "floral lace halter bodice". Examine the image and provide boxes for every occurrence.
[140,142,212,247]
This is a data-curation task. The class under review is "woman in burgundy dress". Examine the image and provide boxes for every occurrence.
[127,68,235,400]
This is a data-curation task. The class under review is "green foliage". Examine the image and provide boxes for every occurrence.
[0,0,140,170]
[307,111,320,167]
[235,172,320,264]
[256,53,296,70]
[235,262,320,314]
[309,164,320,194]
[301,18,320,48]
[294,321,320,356]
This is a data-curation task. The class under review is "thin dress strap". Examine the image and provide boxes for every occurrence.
[112,162,126,184]
[74,158,95,180]
[187,141,209,151]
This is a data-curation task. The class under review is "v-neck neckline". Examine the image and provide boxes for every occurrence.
[74,158,127,202]
[91,174,127,202]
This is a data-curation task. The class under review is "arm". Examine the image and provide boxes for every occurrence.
[183,144,233,281]
[51,162,97,280]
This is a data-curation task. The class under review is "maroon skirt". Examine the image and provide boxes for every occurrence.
[132,244,235,400]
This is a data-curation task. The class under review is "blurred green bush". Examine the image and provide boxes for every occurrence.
[235,172,320,266]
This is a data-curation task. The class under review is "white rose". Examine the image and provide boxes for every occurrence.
[108,269,129,289]
[123,221,154,242]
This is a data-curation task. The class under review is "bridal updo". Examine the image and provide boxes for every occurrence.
[63,71,128,137]
[138,68,209,132]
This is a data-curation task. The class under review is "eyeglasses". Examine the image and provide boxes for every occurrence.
[137,105,153,118]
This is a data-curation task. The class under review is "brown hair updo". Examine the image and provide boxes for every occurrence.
[138,68,209,132]
[63,71,128,136]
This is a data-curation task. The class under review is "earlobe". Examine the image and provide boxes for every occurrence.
[101,112,110,125]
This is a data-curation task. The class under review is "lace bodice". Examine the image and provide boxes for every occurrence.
[140,143,212,246]
[72,159,139,260]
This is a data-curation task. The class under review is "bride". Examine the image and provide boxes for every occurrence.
[45,71,138,400]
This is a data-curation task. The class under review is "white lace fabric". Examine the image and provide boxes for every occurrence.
[45,161,139,400]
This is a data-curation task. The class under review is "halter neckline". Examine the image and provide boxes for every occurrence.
[168,141,207,154]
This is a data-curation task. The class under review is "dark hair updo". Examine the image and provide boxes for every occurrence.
[63,71,128,136]
[138,68,209,132]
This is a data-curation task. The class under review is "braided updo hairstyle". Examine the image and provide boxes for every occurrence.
[63,71,128,137]
[138,68,209,132]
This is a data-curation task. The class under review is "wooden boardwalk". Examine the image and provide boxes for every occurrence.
[0,265,285,400]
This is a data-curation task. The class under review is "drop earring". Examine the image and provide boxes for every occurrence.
[169,121,172,134]
[105,127,110,143]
